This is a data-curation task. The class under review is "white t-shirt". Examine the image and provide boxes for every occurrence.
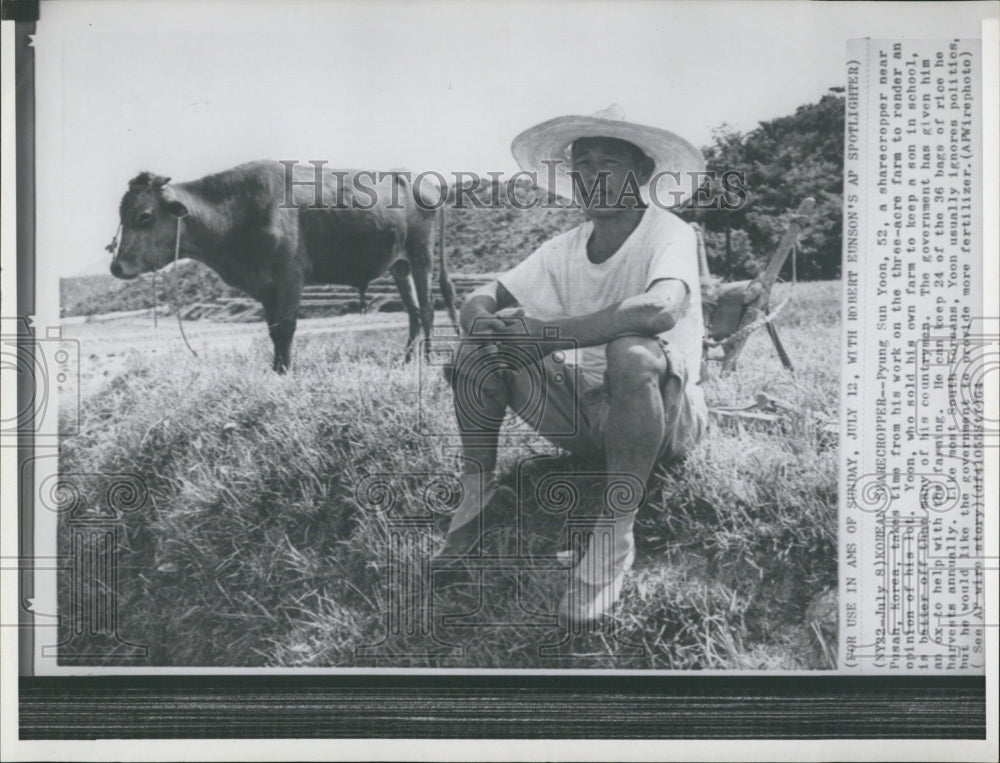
[497,206,704,388]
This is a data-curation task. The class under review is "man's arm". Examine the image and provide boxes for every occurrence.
[459,280,520,335]
[520,278,689,348]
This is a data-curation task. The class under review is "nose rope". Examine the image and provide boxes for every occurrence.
[171,215,199,358]
[105,224,123,257]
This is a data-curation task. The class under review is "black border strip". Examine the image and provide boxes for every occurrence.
[1,1,40,23]
[20,676,985,739]
[14,17,37,676]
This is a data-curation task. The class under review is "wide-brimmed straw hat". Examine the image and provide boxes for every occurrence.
[511,104,705,207]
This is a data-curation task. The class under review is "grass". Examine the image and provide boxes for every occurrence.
[58,280,839,669]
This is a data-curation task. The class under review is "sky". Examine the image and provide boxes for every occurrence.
[30,0,996,277]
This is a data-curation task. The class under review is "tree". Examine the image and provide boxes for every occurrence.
[681,90,845,280]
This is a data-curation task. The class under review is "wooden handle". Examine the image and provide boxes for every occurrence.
[754,197,816,295]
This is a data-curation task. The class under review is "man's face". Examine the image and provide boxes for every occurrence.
[569,137,652,218]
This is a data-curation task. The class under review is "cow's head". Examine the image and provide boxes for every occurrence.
[110,172,189,279]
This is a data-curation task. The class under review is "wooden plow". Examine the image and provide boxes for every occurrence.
[694,198,830,436]
[696,197,817,375]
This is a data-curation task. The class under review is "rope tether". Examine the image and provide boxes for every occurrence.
[172,216,199,358]
[151,270,158,328]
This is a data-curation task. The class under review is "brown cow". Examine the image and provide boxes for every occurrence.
[110,161,459,371]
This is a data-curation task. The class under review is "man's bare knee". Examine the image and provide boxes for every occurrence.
[451,349,512,403]
[605,336,667,392]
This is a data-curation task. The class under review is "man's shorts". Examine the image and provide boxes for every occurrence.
[505,338,709,464]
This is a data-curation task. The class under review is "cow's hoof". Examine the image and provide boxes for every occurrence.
[441,363,455,386]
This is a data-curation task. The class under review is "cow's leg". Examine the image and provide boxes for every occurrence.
[408,244,435,361]
[436,206,460,333]
[439,269,460,334]
[389,260,421,362]
[264,309,297,373]
[263,272,302,373]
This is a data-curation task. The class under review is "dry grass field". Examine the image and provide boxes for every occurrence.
[58,280,839,669]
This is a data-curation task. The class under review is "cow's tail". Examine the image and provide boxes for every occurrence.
[437,203,460,334]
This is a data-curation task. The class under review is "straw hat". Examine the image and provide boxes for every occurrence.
[511,104,705,206]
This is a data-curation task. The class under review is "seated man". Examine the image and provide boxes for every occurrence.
[435,106,709,622]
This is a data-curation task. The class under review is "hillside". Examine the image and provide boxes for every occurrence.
[60,273,127,316]
[61,266,242,318]
[442,178,584,272]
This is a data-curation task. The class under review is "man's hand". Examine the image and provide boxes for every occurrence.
[455,307,558,376]
[457,284,565,373]
[473,307,547,341]
[489,308,550,342]
[459,281,521,335]
[467,307,527,337]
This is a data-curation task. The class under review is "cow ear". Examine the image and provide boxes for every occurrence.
[160,185,189,218]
